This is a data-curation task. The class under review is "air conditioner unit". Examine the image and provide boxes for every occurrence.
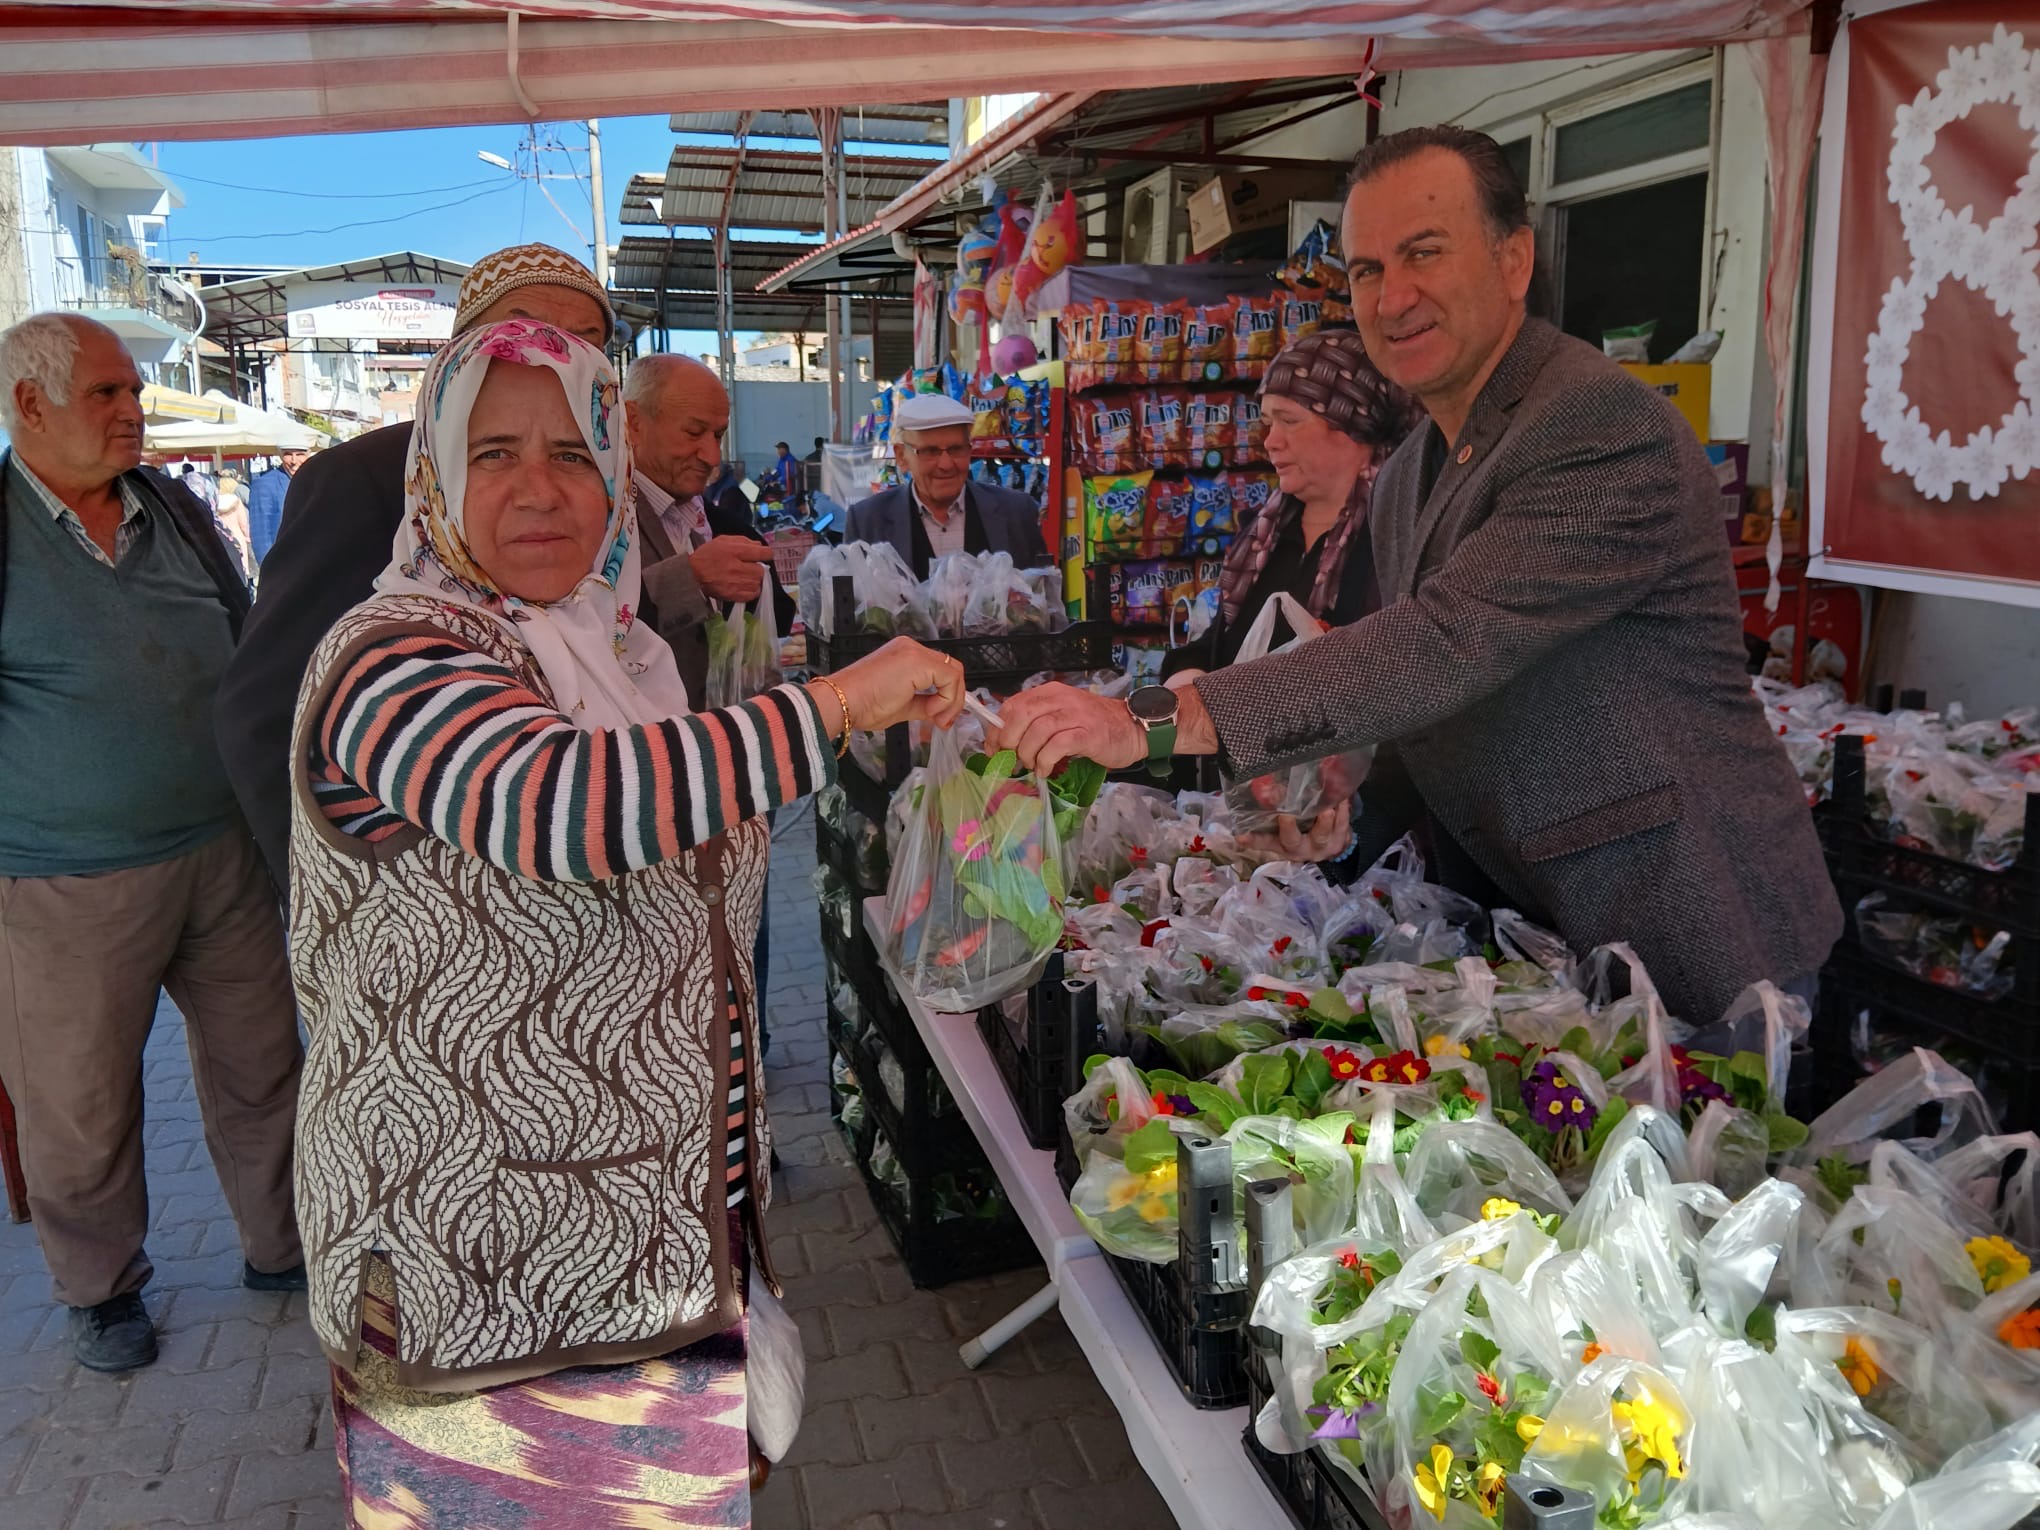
[1119,167,1202,266]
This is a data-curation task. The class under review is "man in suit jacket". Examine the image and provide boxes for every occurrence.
[988,127,1840,1026]
[848,392,1049,574]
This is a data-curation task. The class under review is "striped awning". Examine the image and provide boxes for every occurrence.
[0,0,1807,145]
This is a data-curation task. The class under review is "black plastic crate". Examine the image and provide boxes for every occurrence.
[1102,1247,1250,1409]
[832,998,978,1181]
[810,574,1115,683]
[1242,1347,1391,1530]
[977,952,1100,1151]
[1820,734,2040,938]
[816,787,891,897]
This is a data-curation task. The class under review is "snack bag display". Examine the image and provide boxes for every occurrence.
[1188,472,1236,538]
[1232,292,1281,371]
[1071,395,1139,472]
[1144,474,1193,555]
[1061,301,1100,367]
[969,373,1010,451]
[1085,470,1152,557]
[1234,394,1268,464]
[1280,293,1325,348]
[1182,300,1237,382]
[1134,302,1187,384]
[1093,300,1144,383]
[1137,388,1190,470]
[1185,392,1237,470]
[1107,557,1195,630]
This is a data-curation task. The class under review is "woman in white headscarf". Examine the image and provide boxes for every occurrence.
[286,318,962,1527]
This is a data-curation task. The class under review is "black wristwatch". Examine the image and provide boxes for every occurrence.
[1126,685,1179,781]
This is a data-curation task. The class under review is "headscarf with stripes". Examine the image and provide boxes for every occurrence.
[375,318,696,726]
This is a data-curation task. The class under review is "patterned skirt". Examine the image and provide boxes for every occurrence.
[332,1234,752,1529]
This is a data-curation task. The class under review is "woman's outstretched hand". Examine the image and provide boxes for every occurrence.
[812,638,967,736]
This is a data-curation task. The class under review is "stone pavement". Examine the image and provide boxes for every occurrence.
[0,814,1173,1530]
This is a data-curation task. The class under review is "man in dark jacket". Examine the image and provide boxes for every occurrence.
[986,128,1840,1026]
[0,314,305,1374]
[244,447,305,564]
[847,392,1049,574]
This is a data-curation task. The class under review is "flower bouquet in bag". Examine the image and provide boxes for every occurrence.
[883,726,1106,1011]
[1222,592,1374,834]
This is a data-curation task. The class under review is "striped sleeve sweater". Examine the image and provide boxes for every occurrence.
[310,631,834,880]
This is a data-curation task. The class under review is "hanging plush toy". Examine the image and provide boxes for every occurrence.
[989,188,1033,272]
[1012,187,1081,317]
[949,266,988,329]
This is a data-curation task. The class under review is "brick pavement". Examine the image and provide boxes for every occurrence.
[0,815,1172,1530]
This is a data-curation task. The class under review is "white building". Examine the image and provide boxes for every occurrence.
[0,143,203,382]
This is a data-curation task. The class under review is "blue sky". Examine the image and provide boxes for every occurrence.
[151,116,944,355]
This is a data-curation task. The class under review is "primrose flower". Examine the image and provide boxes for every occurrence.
[1338,1249,1362,1270]
[1581,1342,1606,1365]
[1612,1391,1685,1484]
[1106,1161,1178,1225]
[1324,1046,1363,1081]
[1272,935,1293,956]
[1475,1371,1505,1406]
[950,818,989,861]
[1473,1460,1507,1516]
[1837,1337,1881,1397]
[1360,1049,1429,1086]
[1424,1033,1471,1059]
[1307,1402,1378,1440]
[1517,1414,1545,1444]
[1150,1090,1195,1118]
[1481,1197,1523,1222]
[1999,1309,2040,1349]
[1521,1060,1598,1132]
[1412,1443,1456,1521]
[1671,1045,1730,1107]
[1967,1235,2031,1294]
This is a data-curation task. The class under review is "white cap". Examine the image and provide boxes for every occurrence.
[894,392,974,430]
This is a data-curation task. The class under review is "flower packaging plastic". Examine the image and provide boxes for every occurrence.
[1221,593,1374,835]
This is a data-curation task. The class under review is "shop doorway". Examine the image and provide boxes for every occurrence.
[1554,171,1709,363]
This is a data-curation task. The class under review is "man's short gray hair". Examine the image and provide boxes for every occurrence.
[0,312,100,434]
[622,353,718,414]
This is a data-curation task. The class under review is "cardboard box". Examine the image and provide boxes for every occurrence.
[1620,362,1711,439]
[1187,169,1339,255]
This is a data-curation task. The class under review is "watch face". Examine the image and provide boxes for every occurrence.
[1127,685,1179,725]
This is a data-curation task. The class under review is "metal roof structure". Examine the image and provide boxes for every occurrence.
[196,251,471,350]
[759,77,1359,294]
[668,106,948,147]
[621,144,934,237]
[608,232,909,332]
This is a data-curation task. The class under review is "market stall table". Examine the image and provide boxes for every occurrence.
[864,896,1287,1530]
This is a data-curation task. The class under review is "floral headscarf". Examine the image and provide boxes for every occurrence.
[375,319,694,726]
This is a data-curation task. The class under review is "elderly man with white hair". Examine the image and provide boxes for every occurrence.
[0,313,305,1374]
[847,391,1050,575]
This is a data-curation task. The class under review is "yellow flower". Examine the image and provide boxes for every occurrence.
[1412,1443,1455,1521]
[1836,1337,1881,1398]
[1105,1174,1142,1212]
[1134,1161,1178,1223]
[1425,1034,1472,1059]
[1473,1460,1507,1516]
[1481,1197,1524,1222]
[1516,1414,1546,1444]
[1966,1235,2031,1295]
[1612,1392,1685,1484]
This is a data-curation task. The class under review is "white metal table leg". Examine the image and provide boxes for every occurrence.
[958,1279,1059,1369]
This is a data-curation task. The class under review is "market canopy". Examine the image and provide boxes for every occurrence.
[0,0,1807,145]
[146,391,332,456]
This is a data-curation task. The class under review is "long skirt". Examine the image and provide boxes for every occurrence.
[331,1255,751,1529]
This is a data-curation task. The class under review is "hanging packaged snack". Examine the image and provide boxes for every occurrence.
[1107,557,1197,630]
[1280,293,1325,348]
[970,373,1012,452]
[1234,392,1268,464]
[1184,391,1237,470]
[1181,299,1237,383]
[1070,394,1139,472]
[1231,292,1282,374]
[1061,300,1100,367]
[939,361,969,401]
[1188,472,1236,538]
[1144,474,1194,555]
[1137,387,1191,470]
[1231,466,1280,523]
[1093,299,1144,385]
[1084,470,1152,557]
[1134,302,1187,384]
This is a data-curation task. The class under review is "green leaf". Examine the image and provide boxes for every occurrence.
[1308,988,1354,1023]
[1765,1113,1810,1153]
[975,749,1020,785]
[1183,1083,1242,1132]
[1292,1047,1335,1114]
[1459,1330,1501,1372]
[1816,1152,1868,1204]
[1081,1053,1112,1080]
[1121,1118,1178,1176]
[1414,1389,1467,1436]
[1239,1053,1296,1114]
[1558,1026,1595,1058]
[1584,1094,1629,1158]
[1743,1303,1778,1350]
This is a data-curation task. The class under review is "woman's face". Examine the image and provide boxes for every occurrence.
[1262,394,1370,503]
[463,361,611,604]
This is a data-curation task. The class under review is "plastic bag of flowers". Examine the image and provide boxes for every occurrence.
[1771,1307,1995,1476]
[1220,593,1376,835]
[1785,1047,1998,1199]
[882,726,1104,1011]
[1401,1118,1573,1228]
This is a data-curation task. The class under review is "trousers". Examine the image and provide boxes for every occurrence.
[0,828,303,1307]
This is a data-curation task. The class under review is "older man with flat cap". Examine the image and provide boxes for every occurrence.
[847,392,1048,575]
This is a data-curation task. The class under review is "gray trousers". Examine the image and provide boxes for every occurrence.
[0,829,303,1307]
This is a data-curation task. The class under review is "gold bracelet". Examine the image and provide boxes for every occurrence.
[817,676,853,758]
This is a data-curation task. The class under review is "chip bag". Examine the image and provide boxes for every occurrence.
[1188,472,1236,538]
[1071,396,1140,473]
[1280,293,1325,348]
[1185,391,1237,470]
[1236,393,1269,464]
[1085,470,1152,556]
[1144,475,1193,556]
[1137,387,1190,470]
[1182,299,1237,381]
[1233,292,1282,371]
[1134,301,1187,384]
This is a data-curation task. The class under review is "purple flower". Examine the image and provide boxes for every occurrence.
[1672,1046,1731,1107]
[1520,1059,1598,1133]
[1307,1404,1379,1440]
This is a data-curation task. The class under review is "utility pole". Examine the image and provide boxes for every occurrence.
[587,120,609,288]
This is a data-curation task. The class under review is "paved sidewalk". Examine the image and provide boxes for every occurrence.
[0,815,1171,1530]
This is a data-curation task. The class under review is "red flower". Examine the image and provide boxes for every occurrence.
[1338,1249,1362,1270]
[1093,885,1110,903]
[1198,955,1215,973]
[1247,985,1268,1001]
[1140,918,1169,948]
[1284,990,1310,1007]
[1272,936,1293,956]
[1476,1372,1505,1406]
[1130,846,1149,864]
[1466,1089,1487,1104]
[1324,1047,1362,1081]
[1360,1049,1430,1085]
[1494,1051,1522,1066]
[1359,1057,1394,1084]
[1188,836,1207,853]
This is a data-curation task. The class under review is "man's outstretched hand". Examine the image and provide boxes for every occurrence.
[690,534,774,602]
[986,684,1145,777]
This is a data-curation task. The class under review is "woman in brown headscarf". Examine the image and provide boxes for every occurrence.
[1164,327,1417,679]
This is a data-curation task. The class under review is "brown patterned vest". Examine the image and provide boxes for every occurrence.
[288,594,772,1390]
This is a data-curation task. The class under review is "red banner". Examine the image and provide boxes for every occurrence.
[1821,0,2040,596]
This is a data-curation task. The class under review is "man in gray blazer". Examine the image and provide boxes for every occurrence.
[848,391,1049,574]
[989,126,1840,1026]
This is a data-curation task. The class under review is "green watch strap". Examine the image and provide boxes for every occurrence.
[1143,719,1177,779]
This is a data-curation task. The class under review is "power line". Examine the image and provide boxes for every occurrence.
[165,171,503,201]
[173,184,514,244]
